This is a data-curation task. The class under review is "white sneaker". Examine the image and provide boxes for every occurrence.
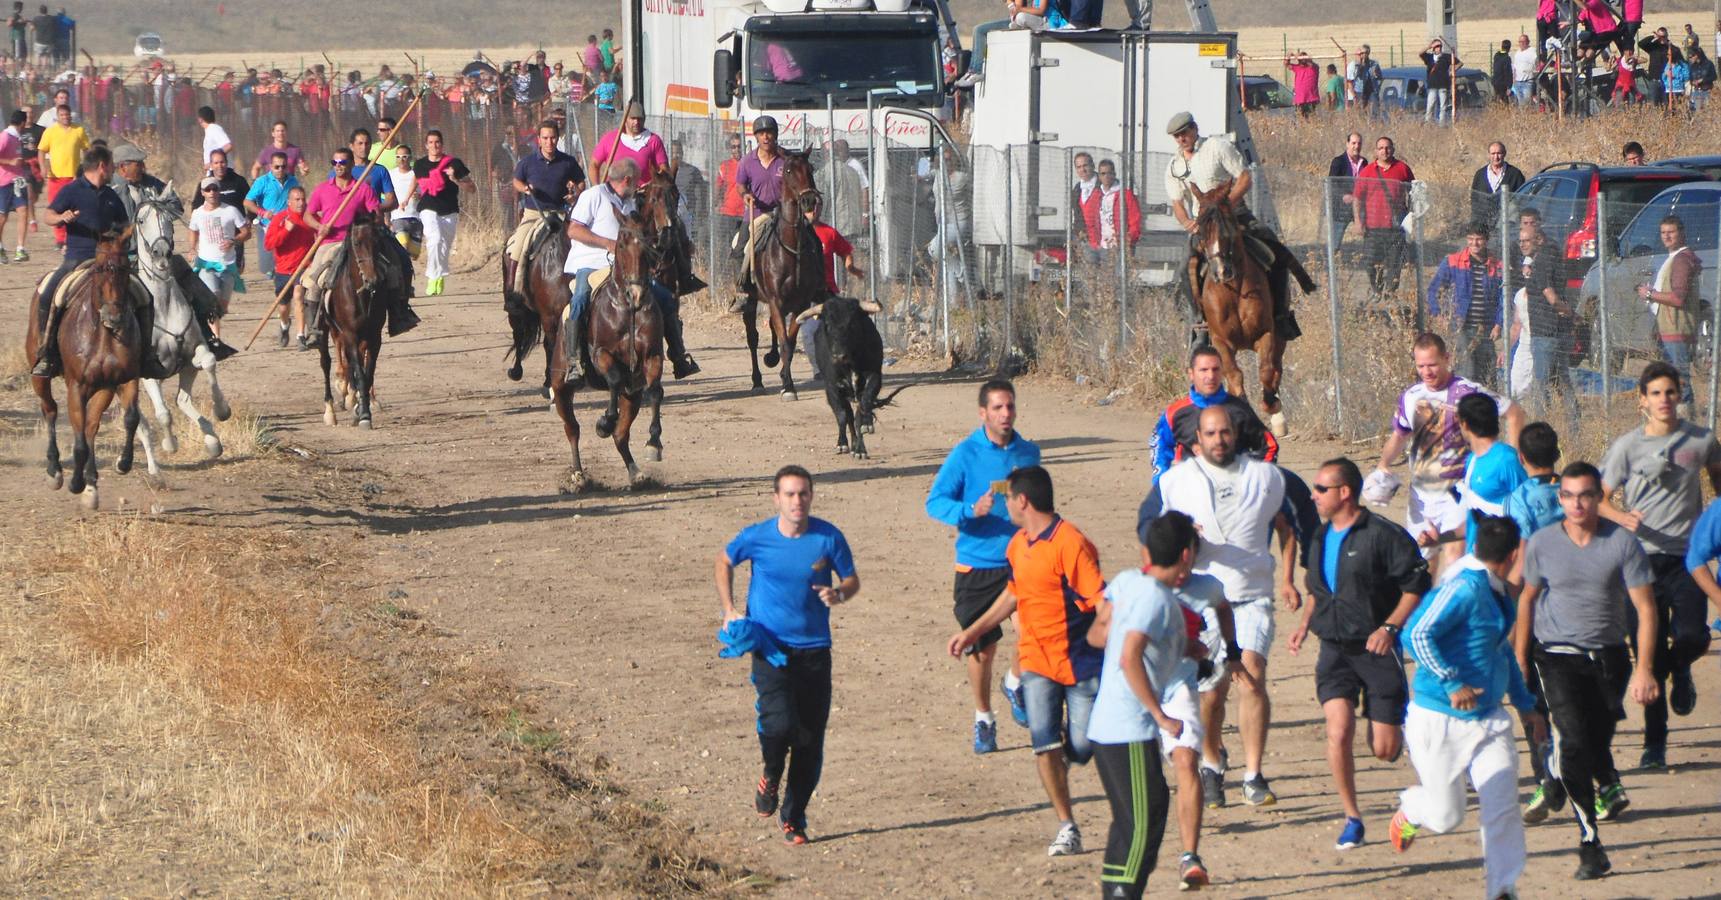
[1047,822,1082,856]
[954,70,983,88]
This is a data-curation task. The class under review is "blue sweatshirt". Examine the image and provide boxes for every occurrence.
[925,427,1042,569]
[1403,557,1537,720]
[1684,497,1721,574]
[1503,474,1562,543]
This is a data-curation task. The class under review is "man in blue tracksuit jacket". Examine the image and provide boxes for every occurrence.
[926,378,1041,754]
[1150,346,1278,486]
[1390,517,1546,898]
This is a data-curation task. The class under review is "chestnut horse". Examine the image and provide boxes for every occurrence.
[550,213,665,491]
[744,150,824,398]
[1190,181,1288,436]
[503,210,570,398]
[26,232,146,509]
[317,216,392,429]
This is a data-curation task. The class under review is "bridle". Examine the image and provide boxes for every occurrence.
[1194,191,1243,287]
[133,194,178,273]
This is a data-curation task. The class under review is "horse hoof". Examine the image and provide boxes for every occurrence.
[116,457,133,475]
[204,435,224,458]
[323,404,337,427]
[764,350,780,367]
[595,418,615,439]
[357,418,373,431]
[780,390,797,402]
[540,386,552,401]
[214,403,233,423]
[559,469,590,495]
[160,433,179,454]
[47,471,63,490]
[1269,411,1287,438]
[506,364,524,382]
[80,487,98,510]
[646,446,662,463]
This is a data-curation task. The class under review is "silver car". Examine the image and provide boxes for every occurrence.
[1577,181,1721,368]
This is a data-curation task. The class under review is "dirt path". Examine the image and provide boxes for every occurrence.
[4,244,1719,897]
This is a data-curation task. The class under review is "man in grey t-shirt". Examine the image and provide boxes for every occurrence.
[1514,462,1659,880]
[1598,363,1721,768]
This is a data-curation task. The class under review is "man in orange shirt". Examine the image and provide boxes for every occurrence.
[949,465,1108,857]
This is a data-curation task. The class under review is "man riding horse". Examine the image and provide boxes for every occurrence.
[504,119,586,310]
[110,142,235,363]
[594,100,705,298]
[729,114,789,313]
[560,158,698,384]
[1164,111,1315,342]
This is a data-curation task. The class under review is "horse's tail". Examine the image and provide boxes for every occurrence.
[504,289,541,367]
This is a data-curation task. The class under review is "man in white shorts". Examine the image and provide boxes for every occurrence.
[1370,332,1523,571]
[1154,405,1299,808]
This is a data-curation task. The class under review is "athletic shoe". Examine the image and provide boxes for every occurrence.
[1671,665,1696,717]
[1639,745,1667,770]
[782,822,810,845]
[1574,841,1611,880]
[1200,767,1226,809]
[953,70,983,88]
[13,247,28,261]
[1046,822,1082,856]
[1493,890,1520,900]
[1241,774,1276,806]
[973,719,997,754]
[1595,782,1629,821]
[1335,816,1365,850]
[755,775,779,817]
[278,322,290,348]
[1523,781,1566,823]
[1178,852,1209,890]
[1389,809,1418,853]
[1002,677,1029,728]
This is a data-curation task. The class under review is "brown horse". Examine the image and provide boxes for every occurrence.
[503,210,571,398]
[317,216,392,429]
[26,231,145,509]
[744,150,825,398]
[549,213,664,491]
[1190,181,1288,436]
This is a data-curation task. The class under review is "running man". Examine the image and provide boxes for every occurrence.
[1149,345,1278,485]
[1514,462,1660,880]
[1501,421,1566,824]
[1390,516,1546,900]
[1599,362,1721,769]
[1289,457,1430,850]
[716,465,860,846]
[948,465,1106,857]
[927,379,1040,753]
[1456,394,1527,551]
[1154,405,1298,807]
[1084,511,1200,900]
[1369,332,1523,571]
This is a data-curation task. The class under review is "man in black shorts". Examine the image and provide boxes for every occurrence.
[1288,457,1431,850]
[926,379,1041,753]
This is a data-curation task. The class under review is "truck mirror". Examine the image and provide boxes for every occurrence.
[713,49,737,108]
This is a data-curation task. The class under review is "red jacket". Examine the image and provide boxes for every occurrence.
[264,208,316,274]
[1079,185,1141,249]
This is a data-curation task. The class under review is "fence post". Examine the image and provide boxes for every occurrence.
[1710,202,1721,431]
[707,113,720,294]
[1499,191,1512,395]
[938,147,950,358]
[1596,199,1611,417]
[1411,209,1426,334]
[865,93,879,324]
[1004,143,1015,368]
[1323,177,1345,432]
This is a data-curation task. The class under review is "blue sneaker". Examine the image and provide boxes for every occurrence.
[1002,678,1029,728]
[1335,816,1365,850]
[973,719,997,754]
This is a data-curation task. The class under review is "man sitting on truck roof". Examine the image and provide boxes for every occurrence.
[1164,111,1316,344]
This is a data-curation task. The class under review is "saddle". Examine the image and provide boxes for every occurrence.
[560,268,614,331]
[37,261,153,311]
[522,210,565,266]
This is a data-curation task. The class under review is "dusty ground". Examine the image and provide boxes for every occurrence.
[3,229,1719,897]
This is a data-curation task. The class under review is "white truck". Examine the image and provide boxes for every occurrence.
[966,28,1267,286]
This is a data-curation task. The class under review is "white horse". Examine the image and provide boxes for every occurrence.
[130,183,231,474]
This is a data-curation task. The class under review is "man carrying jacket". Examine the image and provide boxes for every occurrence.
[1288,456,1431,851]
[1151,345,1278,484]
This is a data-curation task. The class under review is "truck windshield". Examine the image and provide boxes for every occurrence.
[747,25,939,108]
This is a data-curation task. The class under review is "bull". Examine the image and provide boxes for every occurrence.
[794,296,891,459]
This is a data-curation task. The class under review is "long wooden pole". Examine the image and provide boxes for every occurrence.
[241,87,427,350]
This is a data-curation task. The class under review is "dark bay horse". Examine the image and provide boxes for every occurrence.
[504,211,571,398]
[744,150,825,398]
[1191,181,1288,436]
[317,216,392,429]
[550,214,665,491]
[26,232,145,509]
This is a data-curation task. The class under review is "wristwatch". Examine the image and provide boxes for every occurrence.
[1382,623,1402,636]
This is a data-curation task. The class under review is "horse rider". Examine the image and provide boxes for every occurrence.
[730,114,787,313]
[593,99,705,298]
[560,158,699,385]
[1164,111,1315,341]
[31,144,148,377]
[342,128,420,335]
[503,119,586,306]
[111,142,235,361]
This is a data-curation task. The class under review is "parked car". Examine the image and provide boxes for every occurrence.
[133,32,164,59]
[1576,181,1721,367]
[1375,66,1489,112]
[1660,154,1721,180]
[1240,75,1294,111]
[1513,162,1710,289]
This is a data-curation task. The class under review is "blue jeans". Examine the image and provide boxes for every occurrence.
[1425,87,1450,122]
[1022,671,1098,763]
[256,224,276,278]
[967,19,1008,75]
[1511,80,1533,104]
[1530,335,1579,423]
[1660,337,1695,401]
[568,268,676,326]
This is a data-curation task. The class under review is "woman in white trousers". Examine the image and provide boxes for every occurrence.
[413,130,475,296]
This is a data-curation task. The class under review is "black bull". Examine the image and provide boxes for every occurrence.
[796,295,913,460]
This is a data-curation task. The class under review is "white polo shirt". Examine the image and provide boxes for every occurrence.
[563,182,636,274]
[1164,135,1247,216]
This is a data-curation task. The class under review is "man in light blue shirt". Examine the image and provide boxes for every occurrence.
[244,149,299,278]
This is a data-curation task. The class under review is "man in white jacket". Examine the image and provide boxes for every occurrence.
[1154,406,1300,807]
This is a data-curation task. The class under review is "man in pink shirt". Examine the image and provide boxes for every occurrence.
[582,35,603,76]
[300,146,380,317]
[0,109,29,260]
[1285,52,1321,116]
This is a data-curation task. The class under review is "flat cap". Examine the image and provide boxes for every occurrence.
[112,143,146,163]
[1166,111,1197,135]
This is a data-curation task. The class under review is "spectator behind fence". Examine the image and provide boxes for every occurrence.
[1615,54,1646,105]
[1688,47,1715,109]
[1327,132,1365,247]
[1641,26,1673,104]
[7,3,23,60]
[1349,45,1384,116]
[1427,225,1505,387]
[1663,47,1690,108]
[1635,215,1701,407]
[1622,140,1646,164]
[1080,158,1141,262]
[1420,38,1457,124]
[1510,34,1538,104]
[1286,51,1319,117]
[1491,40,1513,103]
[29,4,52,65]
[1469,142,1523,233]
[1352,136,1413,299]
[1323,64,1345,109]
[1515,217,1579,424]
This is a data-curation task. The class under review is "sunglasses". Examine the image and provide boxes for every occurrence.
[1312,483,1342,494]
[271,164,286,170]
[332,159,352,166]
[202,186,219,193]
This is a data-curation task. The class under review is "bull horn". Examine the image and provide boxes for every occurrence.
[857,299,883,315]
[795,303,825,324]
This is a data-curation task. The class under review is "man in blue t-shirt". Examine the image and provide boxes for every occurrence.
[1456,393,1526,553]
[717,464,859,846]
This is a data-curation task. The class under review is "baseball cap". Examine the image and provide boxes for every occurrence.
[199,176,219,191]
